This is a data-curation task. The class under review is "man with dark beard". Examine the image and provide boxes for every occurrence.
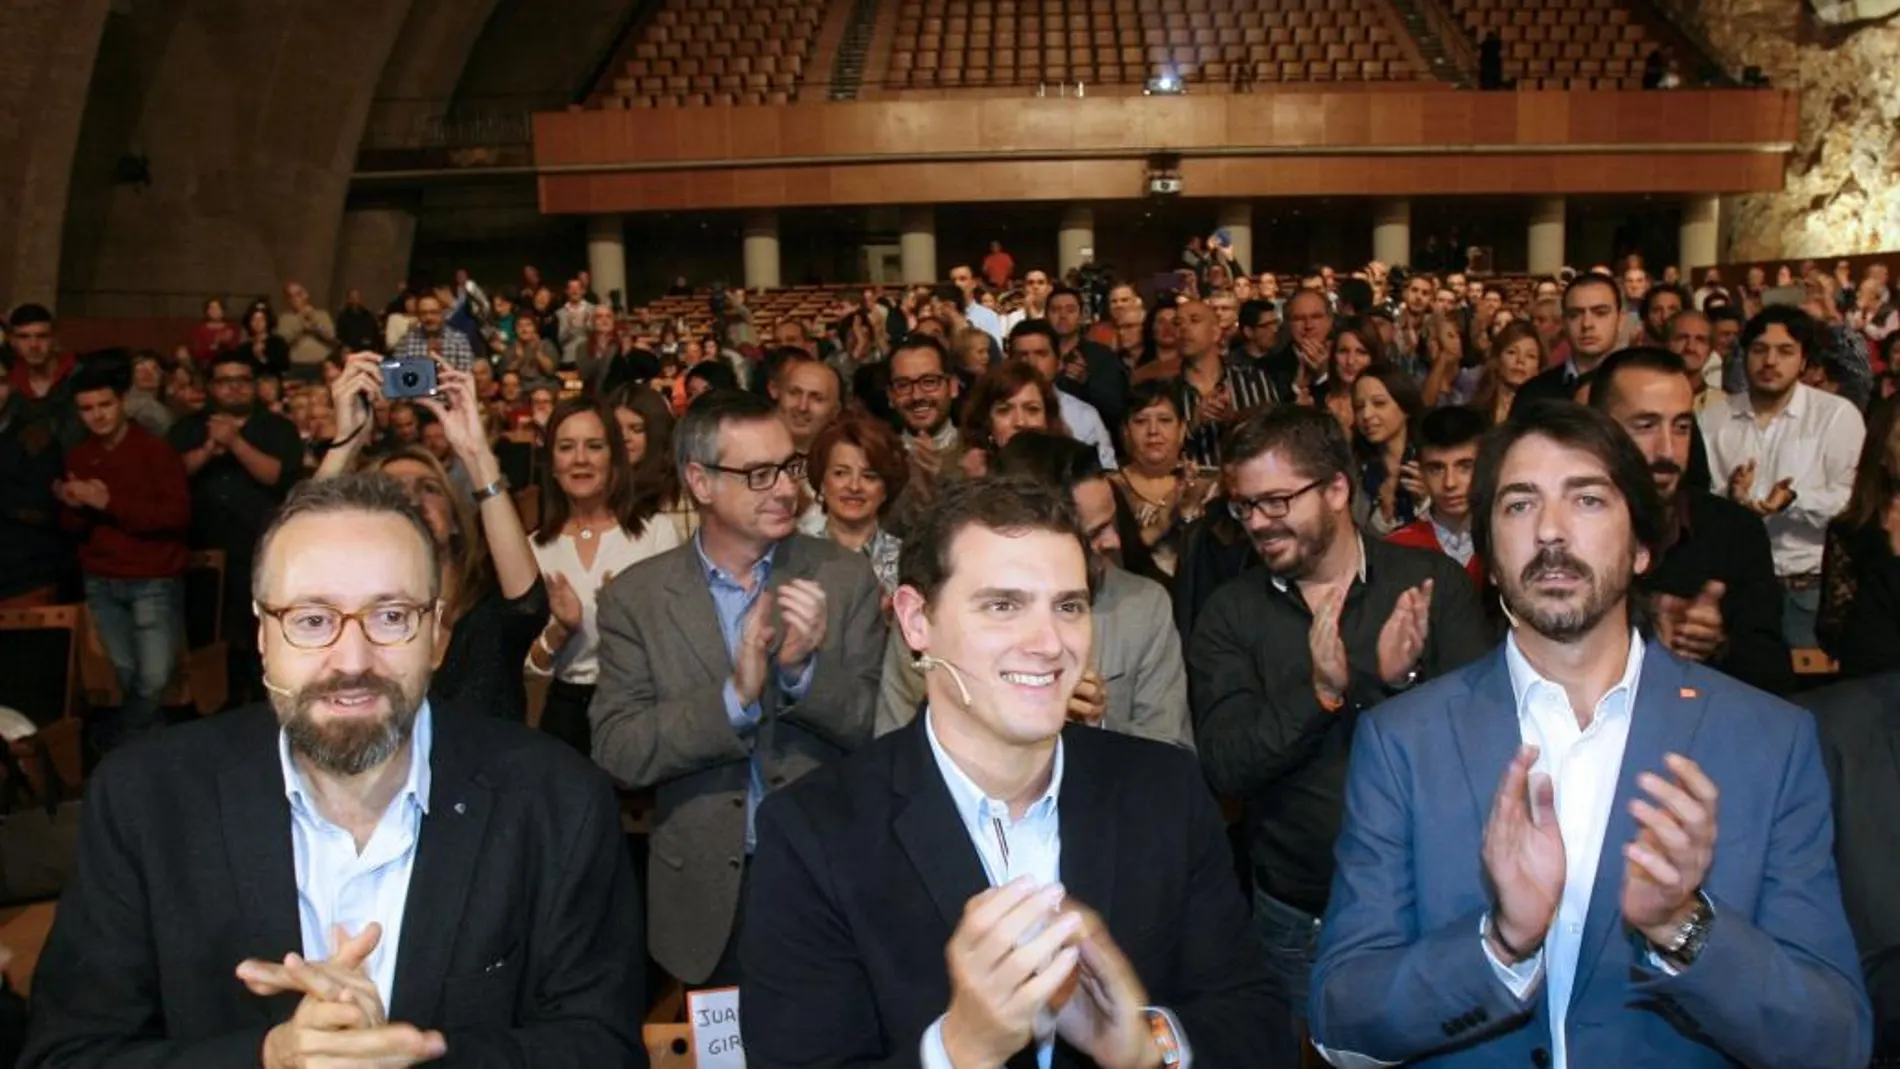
[1311,403,1869,1069]
[1589,349,1793,694]
[23,474,648,1068]
[1186,405,1491,1068]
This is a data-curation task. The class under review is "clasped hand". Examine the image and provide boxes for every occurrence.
[236,922,446,1068]
[941,879,1158,1069]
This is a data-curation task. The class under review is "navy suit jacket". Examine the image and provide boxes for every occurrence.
[1311,638,1871,1068]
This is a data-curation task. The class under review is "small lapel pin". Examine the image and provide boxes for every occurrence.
[1679,687,1699,699]
[453,801,467,815]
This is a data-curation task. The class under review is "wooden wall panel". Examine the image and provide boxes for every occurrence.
[540,152,1784,213]
[530,90,1797,213]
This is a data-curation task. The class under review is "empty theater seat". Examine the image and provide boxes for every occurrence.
[882,0,1425,91]
[589,0,829,107]
[1453,0,1660,89]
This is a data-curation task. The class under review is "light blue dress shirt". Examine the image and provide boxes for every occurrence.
[280,699,433,1007]
[920,709,1065,1069]
[695,535,815,853]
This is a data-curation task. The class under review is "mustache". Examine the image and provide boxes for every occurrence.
[1649,458,1682,477]
[1520,547,1592,586]
[295,671,405,712]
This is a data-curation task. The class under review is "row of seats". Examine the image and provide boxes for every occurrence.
[901,9,1382,32]
[587,0,829,108]
[884,0,1420,90]
[886,58,1409,86]
[603,91,796,107]
[1447,0,1665,89]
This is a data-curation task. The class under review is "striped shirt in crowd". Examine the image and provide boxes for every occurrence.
[1175,362,1280,468]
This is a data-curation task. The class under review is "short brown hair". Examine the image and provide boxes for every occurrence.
[897,475,1098,606]
[1222,403,1353,485]
[255,472,440,603]
[959,363,1066,450]
[807,413,910,515]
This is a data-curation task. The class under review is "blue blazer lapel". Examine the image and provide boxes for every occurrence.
[1451,649,1523,833]
[1570,641,1711,1010]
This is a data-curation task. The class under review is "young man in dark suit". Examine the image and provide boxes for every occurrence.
[22,473,647,1068]
[741,476,1271,1068]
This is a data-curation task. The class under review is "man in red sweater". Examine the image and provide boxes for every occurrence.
[1385,404,1487,591]
[57,361,191,751]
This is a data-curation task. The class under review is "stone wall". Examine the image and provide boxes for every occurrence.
[0,0,111,309]
[1682,0,1900,259]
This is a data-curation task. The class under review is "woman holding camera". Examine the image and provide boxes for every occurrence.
[318,350,547,723]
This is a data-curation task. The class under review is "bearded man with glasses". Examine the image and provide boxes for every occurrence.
[1185,404,1492,1068]
[23,472,648,1068]
[591,388,886,990]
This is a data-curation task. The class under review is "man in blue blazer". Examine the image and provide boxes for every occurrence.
[1310,401,1870,1069]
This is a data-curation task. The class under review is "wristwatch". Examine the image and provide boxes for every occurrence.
[472,474,511,503]
[1144,1007,1187,1067]
[1651,890,1716,970]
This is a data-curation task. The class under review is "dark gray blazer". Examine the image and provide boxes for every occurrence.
[590,533,885,983]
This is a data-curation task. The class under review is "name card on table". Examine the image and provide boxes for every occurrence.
[688,986,745,1068]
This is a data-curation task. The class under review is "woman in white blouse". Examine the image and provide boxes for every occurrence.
[525,397,682,753]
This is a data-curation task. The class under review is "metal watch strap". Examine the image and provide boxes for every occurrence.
[1656,890,1716,968]
[472,475,510,502]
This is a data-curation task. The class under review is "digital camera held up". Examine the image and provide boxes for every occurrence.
[381,356,437,400]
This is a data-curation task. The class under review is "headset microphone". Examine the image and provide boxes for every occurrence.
[261,676,293,698]
[913,653,975,709]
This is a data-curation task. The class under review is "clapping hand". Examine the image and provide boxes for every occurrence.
[1727,460,1756,503]
[1375,580,1433,687]
[734,591,778,706]
[1067,669,1108,727]
[774,578,829,674]
[1653,581,1726,662]
[1757,477,1796,515]
[1482,746,1564,964]
[545,572,583,634]
[1053,903,1159,1069]
[1623,754,1720,948]
[1308,587,1350,707]
[940,880,1084,1069]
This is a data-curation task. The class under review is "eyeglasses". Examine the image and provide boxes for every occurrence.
[256,601,437,650]
[211,375,256,387]
[890,374,950,397]
[705,454,807,492]
[1227,477,1329,521]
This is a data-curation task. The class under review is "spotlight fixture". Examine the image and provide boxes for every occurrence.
[1143,74,1185,95]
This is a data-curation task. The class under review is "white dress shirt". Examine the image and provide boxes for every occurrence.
[1485,631,1646,1069]
[919,710,1066,1069]
[1056,391,1120,470]
[913,711,1190,1069]
[282,700,434,1005]
[527,520,683,685]
[1699,384,1866,576]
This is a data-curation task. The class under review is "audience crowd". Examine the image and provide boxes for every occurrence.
[1,242,1898,1069]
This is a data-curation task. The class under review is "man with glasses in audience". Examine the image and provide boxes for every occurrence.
[23,474,647,1068]
[884,336,972,536]
[1187,405,1492,1068]
[591,389,886,989]
[169,351,304,704]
